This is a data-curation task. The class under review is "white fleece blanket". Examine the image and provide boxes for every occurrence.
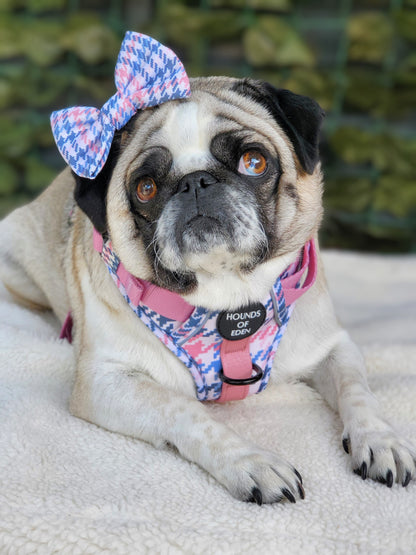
[1,250,415,554]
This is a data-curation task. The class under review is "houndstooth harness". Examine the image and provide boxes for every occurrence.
[68,230,317,403]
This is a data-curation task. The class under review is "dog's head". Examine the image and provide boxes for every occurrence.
[74,77,324,310]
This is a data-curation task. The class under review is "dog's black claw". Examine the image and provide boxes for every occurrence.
[342,437,350,454]
[250,487,263,506]
[360,461,367,480]
[402,471,412,488]
[298,482,305,500]
[386,470,394,488]
[370,448,374,465]
[282,488,296,504]
[294,468,303,484]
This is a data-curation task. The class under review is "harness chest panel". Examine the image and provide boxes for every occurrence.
[99,237,306,402]
[60,231,317,402]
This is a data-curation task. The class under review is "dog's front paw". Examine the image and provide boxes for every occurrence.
[342,419,416,487]
[214,446,305,505]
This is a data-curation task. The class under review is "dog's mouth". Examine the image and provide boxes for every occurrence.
[181,214,229,252]
[186,214,221,228]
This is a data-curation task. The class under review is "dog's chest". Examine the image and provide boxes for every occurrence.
[80,270,324,401]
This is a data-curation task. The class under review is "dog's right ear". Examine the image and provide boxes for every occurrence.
[73,131,123,234]
[232,79,325,175]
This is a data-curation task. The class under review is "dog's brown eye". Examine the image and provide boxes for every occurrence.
[238,151,267,176]
[136,177,157,203]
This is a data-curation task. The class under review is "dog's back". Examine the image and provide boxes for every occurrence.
[0,168,74,321]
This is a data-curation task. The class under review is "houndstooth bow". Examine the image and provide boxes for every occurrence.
[50,31,191,179]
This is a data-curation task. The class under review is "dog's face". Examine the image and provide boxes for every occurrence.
[75,77,324,310]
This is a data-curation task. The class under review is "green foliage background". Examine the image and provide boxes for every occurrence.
[0,0,415,251]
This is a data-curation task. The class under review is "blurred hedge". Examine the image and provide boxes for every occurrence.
[0,0,415,252]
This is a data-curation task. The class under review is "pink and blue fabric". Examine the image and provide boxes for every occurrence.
[92,230,317,402]
[50,31,191,179]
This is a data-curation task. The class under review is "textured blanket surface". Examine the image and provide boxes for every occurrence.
[1,250,415,554]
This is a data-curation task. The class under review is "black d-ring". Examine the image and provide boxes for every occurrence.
[219,363,263,386]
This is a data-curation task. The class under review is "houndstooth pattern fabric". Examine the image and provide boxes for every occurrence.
[50,31,191,179]
[99,237,303,402]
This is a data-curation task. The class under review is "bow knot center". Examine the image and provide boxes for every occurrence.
[100,91,137,131]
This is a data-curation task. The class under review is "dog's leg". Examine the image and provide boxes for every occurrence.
[311,330,416,486]
[70,358,305,505]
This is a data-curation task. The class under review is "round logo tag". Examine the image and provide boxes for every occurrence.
[217,303,266,341]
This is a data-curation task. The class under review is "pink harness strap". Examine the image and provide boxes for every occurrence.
[93,229,194,322]
[218,338,252,403]
[59,312,73,342]
[281,239,317,306]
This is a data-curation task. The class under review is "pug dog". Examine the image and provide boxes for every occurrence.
[0,75,415,506]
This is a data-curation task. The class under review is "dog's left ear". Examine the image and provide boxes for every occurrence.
[233,79,325,174]
[73,130,123,234]
[73,133,122,234]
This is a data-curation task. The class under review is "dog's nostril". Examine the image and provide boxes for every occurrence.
[178,171,218,194]
[179,182,190,194]
[199,175,216,188]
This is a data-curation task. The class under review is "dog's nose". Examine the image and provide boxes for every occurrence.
[177,171,218,194]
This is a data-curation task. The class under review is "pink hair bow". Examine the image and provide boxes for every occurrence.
[50,31,191,179]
